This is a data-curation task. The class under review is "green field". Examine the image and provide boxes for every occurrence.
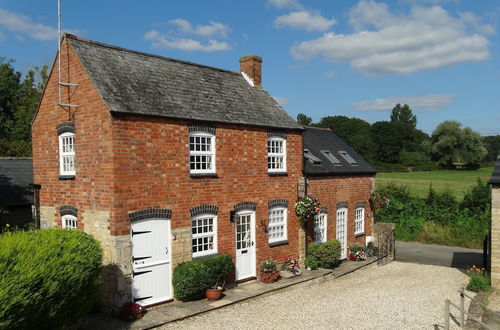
[376,167,494,199]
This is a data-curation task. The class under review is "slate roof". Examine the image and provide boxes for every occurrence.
[303,127,376,175]
[66,35,302,130]
[0,158,33,206]
[489,155,500,184]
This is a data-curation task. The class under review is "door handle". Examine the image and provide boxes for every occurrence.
[165,246,169,255]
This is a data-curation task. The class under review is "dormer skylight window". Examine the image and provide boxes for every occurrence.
[321,150,341,165]
[304,149,322,165]
[339,151,357,165]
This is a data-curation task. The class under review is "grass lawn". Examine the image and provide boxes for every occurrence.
[376,167,493,199]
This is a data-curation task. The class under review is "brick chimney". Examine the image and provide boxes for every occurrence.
[239,55,262,88]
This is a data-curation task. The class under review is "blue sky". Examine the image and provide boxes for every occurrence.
[1,0,499,135]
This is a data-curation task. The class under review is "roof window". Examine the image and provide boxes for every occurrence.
[321,150,342,165]
[304,149,322,165]
[339,151,357,165]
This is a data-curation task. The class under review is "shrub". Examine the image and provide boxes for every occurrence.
[467,275,490,293]
[461,179,491,214]
[0,229,102,330]
[308,239,341,268]
[172,254,233,301]
[304,255,319,270]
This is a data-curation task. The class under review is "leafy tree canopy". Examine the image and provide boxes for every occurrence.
[0,58,47,157]
[390,103,417,128]
[296,113,312,126]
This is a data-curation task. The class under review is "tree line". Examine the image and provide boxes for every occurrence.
[298,104,499,169]
[0,58,47,157]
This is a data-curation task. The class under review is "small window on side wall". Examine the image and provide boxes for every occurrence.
[191,214,218,257]
[268,207,287,243]
[62,214,78,230]
[267,136,286,173]
[59,132,76,176]
[355,207,365,235]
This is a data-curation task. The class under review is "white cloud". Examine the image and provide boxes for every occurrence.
[352,94,455,111]
[169,19,231,38]
[144,30,230,52]
[273,96,288,106]
[275,11,336,32]
[0,30,5,41]
[0,9,80,41]
[459,12,495,35]
[267,0,303,10]
[323,71,336,79]
[291,1,491,75]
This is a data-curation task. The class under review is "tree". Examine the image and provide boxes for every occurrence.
[296,113,312,126]
[390,104,417,128]
[429,120,487,168]
[483,135,500,162]
[0,58,47,157]
[316,115,375,161]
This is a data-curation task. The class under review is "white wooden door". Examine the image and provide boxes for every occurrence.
[235,211,256,281]
[336,209,347,259]
[131,218,171,306]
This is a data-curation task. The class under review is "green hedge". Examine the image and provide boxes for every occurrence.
[173,254,233,301]
[308,239,341,268]
[0,229,103,330]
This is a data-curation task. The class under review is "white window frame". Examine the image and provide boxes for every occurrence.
[59,132,76,176]
[191,214,218,258]
[267,136,286,173]
[355,207,365,235]
[62,214,78,230]
[268,207,287,243]
[189,131,216,174]
[314,213,328,244]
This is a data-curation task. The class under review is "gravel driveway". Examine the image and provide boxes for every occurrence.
[160,262,471,329]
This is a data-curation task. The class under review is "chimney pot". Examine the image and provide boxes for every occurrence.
[239,55,262,88]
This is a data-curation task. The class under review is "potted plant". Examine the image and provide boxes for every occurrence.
[365,241,378,257]
[294,192,321,225]
[120,301,145,321]
[206,280,225,301]
[259,259,280,283]
[280,255,301,278]
[304,255,319,270]
[348,244,367,261]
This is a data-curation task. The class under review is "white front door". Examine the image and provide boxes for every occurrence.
[336,208,347,259]
[235,211,256,281]
[131,218,171,306]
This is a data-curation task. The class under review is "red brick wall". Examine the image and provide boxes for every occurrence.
[307,175,374,254]
[32,37,304,272]
[110,114,304,266]
[32,38,115,229]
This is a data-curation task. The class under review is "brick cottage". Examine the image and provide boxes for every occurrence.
[32,34,376,309]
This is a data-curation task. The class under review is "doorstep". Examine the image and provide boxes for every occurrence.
[72,257,379,330]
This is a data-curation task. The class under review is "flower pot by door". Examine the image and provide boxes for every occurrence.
[206,288,223,301]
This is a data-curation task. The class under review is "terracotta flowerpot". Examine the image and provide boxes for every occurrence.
[206,288,223,301]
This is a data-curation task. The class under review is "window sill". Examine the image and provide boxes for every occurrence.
[269,240,288,247]
[355,232,365,238]
[268,172,288,177]
[59,175,75,180]
[192,252,219,260]
[190,173,218,178]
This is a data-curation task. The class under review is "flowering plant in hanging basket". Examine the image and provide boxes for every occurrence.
[294,192,321,224]
[119,302,145,321]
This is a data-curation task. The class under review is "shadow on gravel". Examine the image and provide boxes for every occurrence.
[451,252,484,270]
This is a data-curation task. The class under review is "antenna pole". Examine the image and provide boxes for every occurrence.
[57,0,61,106]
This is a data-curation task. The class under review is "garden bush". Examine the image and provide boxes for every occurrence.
[467,274,490,293]
[304,255,319,270]
[0,229,102,330]
[173,254,233,301]
[308,239,341,268]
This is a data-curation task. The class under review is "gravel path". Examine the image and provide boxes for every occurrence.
[160,262,471,329]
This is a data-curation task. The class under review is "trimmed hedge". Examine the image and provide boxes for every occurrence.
[0,229,103,330]
[173,254,233,301]
[308,239,341,268]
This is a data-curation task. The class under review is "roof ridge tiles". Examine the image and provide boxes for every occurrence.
[65,33,240,76]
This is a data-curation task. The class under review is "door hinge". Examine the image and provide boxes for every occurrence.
[133,295,153,302]
[132,230,151,236]
[133,256,152,262]
[133,269,152,278]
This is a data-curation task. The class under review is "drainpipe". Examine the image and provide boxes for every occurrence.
[32,184,41,229]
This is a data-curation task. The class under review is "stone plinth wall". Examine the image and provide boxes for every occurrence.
[491,186,500,288]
